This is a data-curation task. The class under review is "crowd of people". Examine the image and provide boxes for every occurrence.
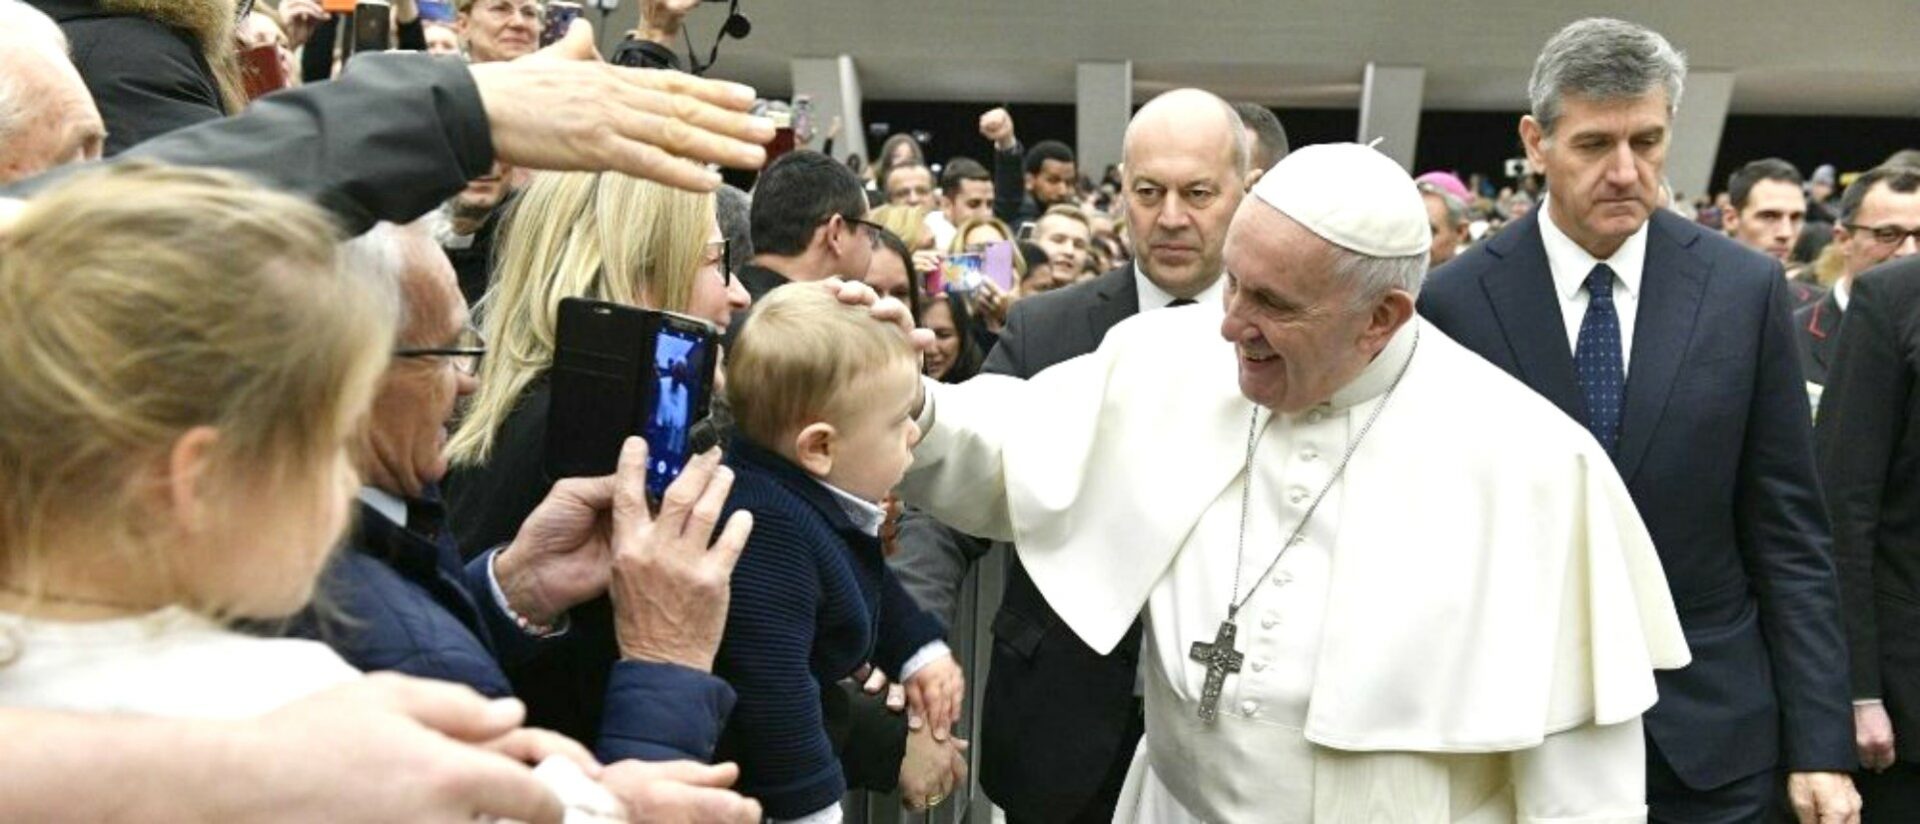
[4,1,1920,823]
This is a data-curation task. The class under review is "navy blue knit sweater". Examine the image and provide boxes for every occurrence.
[715,436,946,819]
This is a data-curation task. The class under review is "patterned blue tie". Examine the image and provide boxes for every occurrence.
[1574,264,1624,454]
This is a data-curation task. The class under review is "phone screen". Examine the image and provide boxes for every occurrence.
[643,324,709,498]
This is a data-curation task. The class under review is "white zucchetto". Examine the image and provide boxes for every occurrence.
[1251,143,1431,259]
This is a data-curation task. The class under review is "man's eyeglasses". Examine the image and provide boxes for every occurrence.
[705,239,733,286]
[1846,223,1920,248]
[396,324,487,376]
[847,216,888,250]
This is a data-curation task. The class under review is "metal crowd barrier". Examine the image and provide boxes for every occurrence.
[844,543,1009,824]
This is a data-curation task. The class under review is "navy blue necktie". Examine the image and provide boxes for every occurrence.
[1574,264,1624,454]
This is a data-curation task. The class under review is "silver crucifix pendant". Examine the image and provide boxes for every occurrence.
[1189,618,1245,722]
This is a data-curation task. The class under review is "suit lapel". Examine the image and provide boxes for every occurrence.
[1479,213,1586,423]
[1807,291,1842,373]
[1085,266,1140,343]
[1614,212,1709,483]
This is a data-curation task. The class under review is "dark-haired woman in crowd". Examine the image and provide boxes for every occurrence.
[920,291,985,384]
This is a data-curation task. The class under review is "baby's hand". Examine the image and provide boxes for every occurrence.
[904,655,965,741]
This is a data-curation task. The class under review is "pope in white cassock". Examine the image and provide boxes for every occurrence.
[896,143,1691,823]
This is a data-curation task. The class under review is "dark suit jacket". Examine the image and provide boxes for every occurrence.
[1815,256,1920,762]
[976,266,1145,821]
[1795,290,1844,386]
[289,499,735,763]
[1419,209,1853,789]
[738,262,791,304]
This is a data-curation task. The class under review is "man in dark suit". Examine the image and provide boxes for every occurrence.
[968,88,1267,824]
[1418,18,1857,824]
[1816,255,1920,819]
[1795,165,1920,387]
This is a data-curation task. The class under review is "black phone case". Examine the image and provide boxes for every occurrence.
[546,299,659,480]
[546,299,720,484]
[352,4,392,54]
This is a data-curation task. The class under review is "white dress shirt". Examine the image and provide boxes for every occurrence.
[1134,264,1227,312]
[1538,196,1648,374]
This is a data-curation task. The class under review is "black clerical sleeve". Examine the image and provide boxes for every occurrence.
[5,52,493,236]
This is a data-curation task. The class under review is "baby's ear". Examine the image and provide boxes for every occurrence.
[794,422,837,477]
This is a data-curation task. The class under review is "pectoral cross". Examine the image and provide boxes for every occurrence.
[1189,618,1244,722]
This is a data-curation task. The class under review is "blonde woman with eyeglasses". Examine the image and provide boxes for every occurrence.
[443,172,746,739]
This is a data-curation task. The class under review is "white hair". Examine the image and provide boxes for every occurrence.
[339,222,414,339]
[1334,246,1427,309]
[1528,18,1687,138]
[0,1,71,141]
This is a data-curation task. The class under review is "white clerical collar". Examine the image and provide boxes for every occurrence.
[1836,277,1852,312]
[1133,262,1226,311]
[1326,318,1420,412]
[358,486,407,528]
[815,480,887,537]
[1539,195,1647,303]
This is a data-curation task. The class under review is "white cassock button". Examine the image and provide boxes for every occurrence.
[1261,614,1278,629]
[1300,447,1319,462]
[1288,487,1308,505]
[1306,409,1326,424]
[1251,659,1268,672]
[1241,700,1260,717]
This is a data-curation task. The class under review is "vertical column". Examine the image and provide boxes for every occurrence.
[1357,63,1427,171]
[1666,70,1735,203]
[792,56,865,162]
[1076,61,1133,183]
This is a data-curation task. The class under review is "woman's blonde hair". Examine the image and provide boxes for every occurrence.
[870,204,929,251]
[0,162,395,599]
[448,171,715,465]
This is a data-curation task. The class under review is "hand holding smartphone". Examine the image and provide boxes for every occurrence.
[546,299,718,500]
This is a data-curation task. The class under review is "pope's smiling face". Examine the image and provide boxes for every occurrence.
[1218,201,1409,414]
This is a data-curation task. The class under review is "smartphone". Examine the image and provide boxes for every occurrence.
[981,241,1016,291]
[546,299,717,496]
[239,43,289,100]
[352,0,392,55]
[640,314,718,499]
[943,252,985,294]
[541,1,582,48]
[1016,221,1036,242]
[792,95,814,145]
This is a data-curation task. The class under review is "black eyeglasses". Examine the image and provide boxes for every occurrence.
[844,216,887,250]
[705,239,733,286]
[1846,223,1920,248]
[396,324,487,376]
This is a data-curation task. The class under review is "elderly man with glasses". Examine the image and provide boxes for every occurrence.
[283,221,746,767]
